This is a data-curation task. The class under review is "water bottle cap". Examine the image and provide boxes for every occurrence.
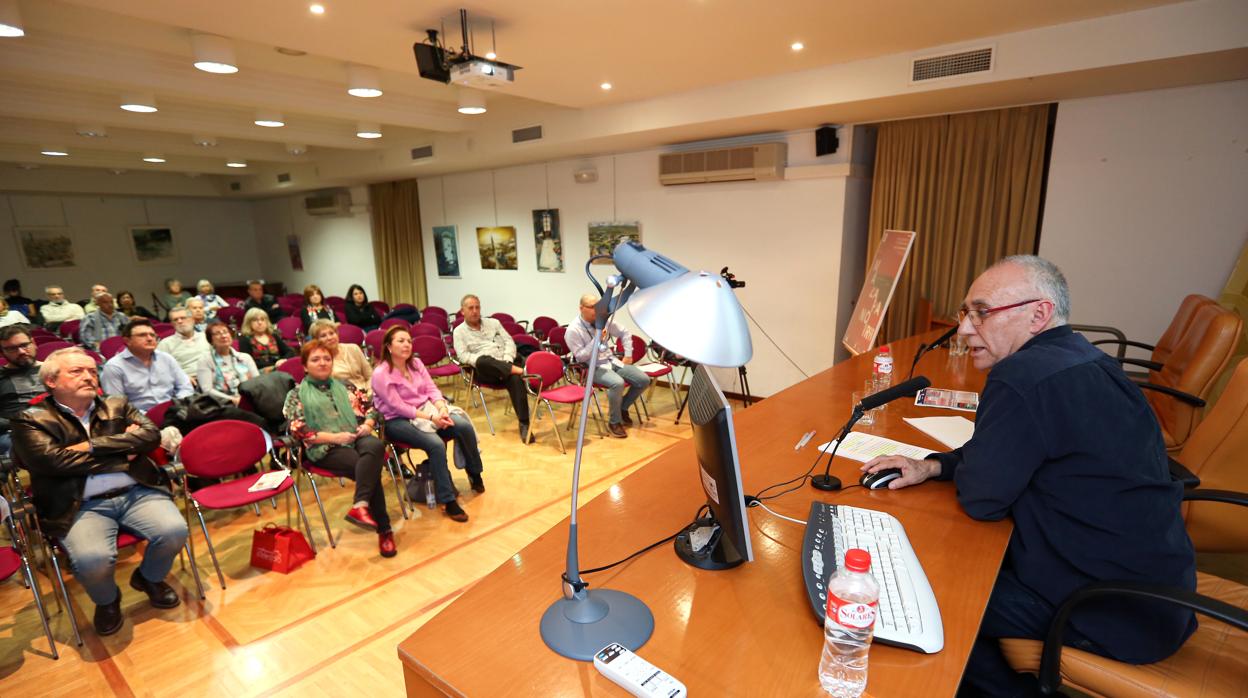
[878,346,890,354]
[844,548,871,572]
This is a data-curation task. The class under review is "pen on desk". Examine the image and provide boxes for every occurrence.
[795,430,815,451]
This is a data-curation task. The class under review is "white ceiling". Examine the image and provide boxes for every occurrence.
[0,0,1241,193]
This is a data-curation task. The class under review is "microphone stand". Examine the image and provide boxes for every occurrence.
[810,405,866,491]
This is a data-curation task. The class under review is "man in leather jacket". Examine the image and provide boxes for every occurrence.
[11,347,188,636]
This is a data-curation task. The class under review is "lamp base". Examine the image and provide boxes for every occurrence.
[540,589,655,661]
[810,474,842,491]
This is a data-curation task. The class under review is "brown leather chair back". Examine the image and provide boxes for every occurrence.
[1147,303,1243,449]
[1153,294,1216,366]
[1179,358,1248,553]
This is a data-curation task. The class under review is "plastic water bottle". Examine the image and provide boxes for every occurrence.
[818,549,879,697]
[871,347,894,411]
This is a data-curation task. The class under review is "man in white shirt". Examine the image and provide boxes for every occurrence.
[39,285,85,327]
[156,307,209,387]
[564,294,649,439]
[451,294,530,442]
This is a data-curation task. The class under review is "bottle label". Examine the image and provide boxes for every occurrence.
[827,595,878,630]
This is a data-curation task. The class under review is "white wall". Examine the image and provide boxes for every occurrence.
[0,192,260,306]
[1040,79,1248,342]
[418,133,860,397]
[251,186,379,300]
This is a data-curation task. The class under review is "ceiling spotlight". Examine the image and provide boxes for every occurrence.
[254,109,285,127]
[356,122,383,139]
[75,125,108,138]
[226,160,248,168]
[790,41,804,52]
[346,64,383,98]
[600,82,612,91]
[191,134,218,147]
[142,153,167,163]
[40,147,68,157]
[120,91,158,113]
[191,32,238,74]
[110,169,127,175]
[457,91,486,115]
[286,143,308,156]
[0,0,25,38]
[276,46,307,57]
[485,51,497,60]
[309,4,325,15]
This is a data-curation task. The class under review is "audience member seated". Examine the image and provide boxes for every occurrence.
[39,285,84,328]
[452,294,530,441]
[382,304,421,325]
[861,255,1196,697]
[3,279,34,317]
[80,293,129,350]
[186,297,209,332]
[1,325,42,455]
[0,298,28,328]
[308,319,372,393]
[242,280,284,322]
[344,284,382,330]
[283,340,394,557]
[196,321,259,406]
[238,308,294,373]
[116,291,157,321]
[565,293,648,439]
[10,347,188,636]
[195,279,229,318]
[82,283,108,314]
[102,319,194,412]
[300,285,334,332]
[373,326,483,523]
[156,307,209,387]
[160,278,191,319]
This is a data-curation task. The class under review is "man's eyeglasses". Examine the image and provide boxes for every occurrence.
[130,332,158,339]
[1,341,33,353]
[957,299,1041,327]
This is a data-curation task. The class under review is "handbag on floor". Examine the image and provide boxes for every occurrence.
[250,523,315,574]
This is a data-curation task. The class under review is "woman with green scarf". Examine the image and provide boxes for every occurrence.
[283,340,395,558]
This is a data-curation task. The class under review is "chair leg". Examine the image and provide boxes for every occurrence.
[252,502,261,516]
[289,479,319,555]
[47,550,82,647]
[383,449,410,520]
[478,389,496,435]
[304,472,336,549]
[20,555,58,659]
[192,501,227,590]
[183,539,206,600]
[545,400,565,454]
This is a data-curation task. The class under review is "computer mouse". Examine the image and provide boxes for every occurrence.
[860,468,903,490]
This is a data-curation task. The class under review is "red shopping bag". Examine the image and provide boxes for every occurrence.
[250,523,315,573]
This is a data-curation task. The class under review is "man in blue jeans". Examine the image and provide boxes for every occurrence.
[565,293,650,438]
[11,347,189,636]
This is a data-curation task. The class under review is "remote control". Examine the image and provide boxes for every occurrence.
[593,643,687,698]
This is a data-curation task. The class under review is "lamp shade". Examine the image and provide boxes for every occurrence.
[191,32,238,74]
[0,0,24,37]
[628,271,753,368]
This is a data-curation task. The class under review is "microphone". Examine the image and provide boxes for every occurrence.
[908,325,958,379]
[858,376,931,412]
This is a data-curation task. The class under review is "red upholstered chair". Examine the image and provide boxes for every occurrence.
[410,322,443,340]
[531,316,558,340]
[379,317,411,333]
[336,323,366,346]
[490,312,515,324]
[523,351,605,452]
[544,325,570,358]
[35,341,73,360]
[152,322,175,338]
[277,358,306,384]
[412,335,462,402]
[222,297,244,308]
[334,310,347,323]
[2,493,58,659]
[178,420,320,588]
[325,296,346,312]
[57,319,80,341]
[31,329,60,343]
[423,313,450,335]
[620,335,681,412]
[369,300,390,317]
[276,316,303,343]
[98,335,128,359]
[392,303,418,313]
[216,306,244,330]
[513,334,541,350]
[501,321,526,337]
[364,329,386,362]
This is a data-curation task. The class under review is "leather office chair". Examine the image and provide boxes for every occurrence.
[1078,294,1216,367]
[1000,358,1248,697]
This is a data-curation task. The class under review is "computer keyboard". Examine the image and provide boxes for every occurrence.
[801,501,944,654]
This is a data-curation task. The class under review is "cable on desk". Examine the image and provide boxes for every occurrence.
[578,504,709,577]
[753,445,830,502]
[749,500,807,525]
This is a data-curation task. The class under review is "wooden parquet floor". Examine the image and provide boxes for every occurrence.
[1,388,708,696]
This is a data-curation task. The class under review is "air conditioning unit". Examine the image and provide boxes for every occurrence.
[658,142,786,186]
[304,190,351,216]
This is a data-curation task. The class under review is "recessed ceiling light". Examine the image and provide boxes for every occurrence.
[790,41,804,52]
[142,153,167,163]
[356,122,383,139]
[254,109,285,127]
[191,134,218,147]
[484,52,496,60]
[0,0,25,38]
[457,92,486,115]
[120,92,158,113]
[40,147,68,157]
[600,82,612,91]
[286,143,308,156]
[226,160,248,168]
[191,32,238,74]
[75,125,108,138]
[346,64,383,98]
[309,4,325,15]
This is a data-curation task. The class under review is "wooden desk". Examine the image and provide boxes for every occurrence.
[398,332,1013,696]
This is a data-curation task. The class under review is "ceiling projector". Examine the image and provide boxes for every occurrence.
[450,59,514,88]
[414,11,521,88]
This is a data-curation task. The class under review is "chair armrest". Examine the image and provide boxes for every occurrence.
[1037,581,1248,695]
[1168,457,1200,488]
[1134,382,1207,407]
[1117,357,1164,371]
[1182,488,1248,507]
[521,373,543,396]
[1090,338,1157,352]
[161,461,186,483]
[1071,324,1130,360]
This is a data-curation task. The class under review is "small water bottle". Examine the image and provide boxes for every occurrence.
[818,549,879,697]
[424,477,437,510]
[871,347,894,410]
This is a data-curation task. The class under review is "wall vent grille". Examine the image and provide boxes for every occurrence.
[911,46,994,83]
[276,172,292,183]
[410,145,434,160]
[512,125,543,143]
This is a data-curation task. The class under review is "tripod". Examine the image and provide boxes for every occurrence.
[673,268,754,424]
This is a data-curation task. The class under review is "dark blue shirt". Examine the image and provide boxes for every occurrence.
[932,325,1196,663]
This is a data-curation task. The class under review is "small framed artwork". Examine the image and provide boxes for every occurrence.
[287,234,304,271]
[477,226,518,270]
[129,226,178,265]
[433,225,461,278]
[15,227,76,269]
[588,221,641,264]
[533,209,563,272]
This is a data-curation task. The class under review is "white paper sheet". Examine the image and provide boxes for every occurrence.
[815,431,935,463]
[904,416,976,450]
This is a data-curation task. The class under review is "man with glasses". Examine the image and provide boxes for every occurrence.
[157,306,209,387]
[861,255,1195,697]
[0,325,42,455]
[101,319,194,412]
[39,285,85,328]
[565,293,649,438]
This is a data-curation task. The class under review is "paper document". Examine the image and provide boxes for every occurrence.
[247,470,291,493]
[914,387,978,412]
[816,431,934,463]
[904,416,975,450]
[635,362,668,373]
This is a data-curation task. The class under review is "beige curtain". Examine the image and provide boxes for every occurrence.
[866,104,1052,343]
[369,179,428,308]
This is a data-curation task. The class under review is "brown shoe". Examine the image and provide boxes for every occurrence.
[607,423,627,438]
[620,412,634,427]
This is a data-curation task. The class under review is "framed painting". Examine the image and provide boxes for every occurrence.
[129,226,178,265]
[476,226,518,270]
[533,209,563,272]
[14,227,76,269]
[587,221,640,264]
[433,225,461,278]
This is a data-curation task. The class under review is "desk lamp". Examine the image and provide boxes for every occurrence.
[539,241,754,661]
